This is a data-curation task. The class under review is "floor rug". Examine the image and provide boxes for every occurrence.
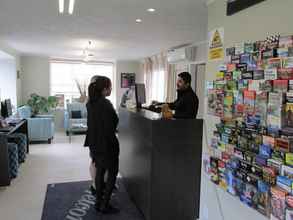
[41,178,144,220]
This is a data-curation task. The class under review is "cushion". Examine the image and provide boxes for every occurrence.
[71,110,82,119]
[8,133,27,163]
[8,143,19,179]
[18,106,32,119]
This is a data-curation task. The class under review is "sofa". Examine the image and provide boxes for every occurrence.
[17,106,55,143]
[64,102,87,135]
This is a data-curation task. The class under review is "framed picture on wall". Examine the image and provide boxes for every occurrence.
[121,73,136,88]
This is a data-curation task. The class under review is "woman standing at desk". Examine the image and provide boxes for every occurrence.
[85,76,120,214]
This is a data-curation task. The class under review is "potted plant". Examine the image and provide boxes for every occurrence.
[27,93,58,115]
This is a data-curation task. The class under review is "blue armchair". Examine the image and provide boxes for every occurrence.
[64,102,87,135]
[17,106,55,143]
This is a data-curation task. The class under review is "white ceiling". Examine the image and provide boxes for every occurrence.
[0,0,208,61]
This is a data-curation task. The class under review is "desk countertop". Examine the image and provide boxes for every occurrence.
[123,108,161,121]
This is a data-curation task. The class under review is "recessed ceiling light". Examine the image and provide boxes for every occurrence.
[147,8,156,12]
[59,0,64,13]
[68,0,75,14]
[136,19,142,23]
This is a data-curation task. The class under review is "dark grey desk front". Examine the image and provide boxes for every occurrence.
[0,119,29,186]
[119,108,203,220]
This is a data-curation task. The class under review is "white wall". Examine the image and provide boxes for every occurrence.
[20,56,50,103]
[0,57,17,109]
[194,42,208,64]
[20,57,142,108]
[201,1,293,220]
[19,57,142,129]
[115,60,142,108]
[0,41,22,106]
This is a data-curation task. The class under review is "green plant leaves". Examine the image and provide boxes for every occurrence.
[27,93,58,115]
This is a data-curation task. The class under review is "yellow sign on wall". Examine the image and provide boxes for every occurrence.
[209,27,224,61]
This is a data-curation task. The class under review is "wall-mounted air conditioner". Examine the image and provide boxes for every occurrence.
[167,46,197,64]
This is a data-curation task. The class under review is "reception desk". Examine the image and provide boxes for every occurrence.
[118,108,203,220]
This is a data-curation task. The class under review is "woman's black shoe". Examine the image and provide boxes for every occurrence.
[90,185,96,195]
[95,202,101,211]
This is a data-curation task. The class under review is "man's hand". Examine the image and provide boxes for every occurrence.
[151,101,160,105]
[161,104,169,109]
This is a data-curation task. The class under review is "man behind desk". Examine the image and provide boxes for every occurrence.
[167,72,199,119]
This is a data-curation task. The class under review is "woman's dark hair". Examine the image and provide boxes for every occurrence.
[88,76,111,103]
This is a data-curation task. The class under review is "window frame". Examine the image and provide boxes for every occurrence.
[49,60,115,109]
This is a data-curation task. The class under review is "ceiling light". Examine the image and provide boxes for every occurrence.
[88,41,92,49]
[83,40,95,61]
[59,0,64,13]
[68,0,75,14]
[136,19,142,23]
[147,8,156,12]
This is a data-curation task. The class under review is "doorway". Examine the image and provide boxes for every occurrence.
[190,63,206,119]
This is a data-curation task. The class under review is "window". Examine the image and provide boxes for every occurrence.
[150,70,165,102]
[142,54,167,103]
[50,62,114,107]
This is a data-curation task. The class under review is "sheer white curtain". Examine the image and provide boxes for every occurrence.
[143,53,169,104]
[151,53,167,102]
[143,58,153,104]
[166,64,177,103]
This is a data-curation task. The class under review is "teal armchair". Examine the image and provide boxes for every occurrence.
[17,106,55,143]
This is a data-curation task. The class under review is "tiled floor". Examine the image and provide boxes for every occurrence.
[0,132,91,220]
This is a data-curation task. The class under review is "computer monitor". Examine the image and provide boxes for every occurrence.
[135,84,146,108]
[5,99,12,117]
[1,99,12,118]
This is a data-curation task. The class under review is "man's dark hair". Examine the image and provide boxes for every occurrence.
[88,76,111,103]
[178,72,192,85]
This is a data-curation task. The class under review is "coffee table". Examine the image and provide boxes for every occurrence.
[68,123,87,143]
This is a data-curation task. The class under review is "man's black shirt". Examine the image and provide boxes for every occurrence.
[169,87,199,119]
